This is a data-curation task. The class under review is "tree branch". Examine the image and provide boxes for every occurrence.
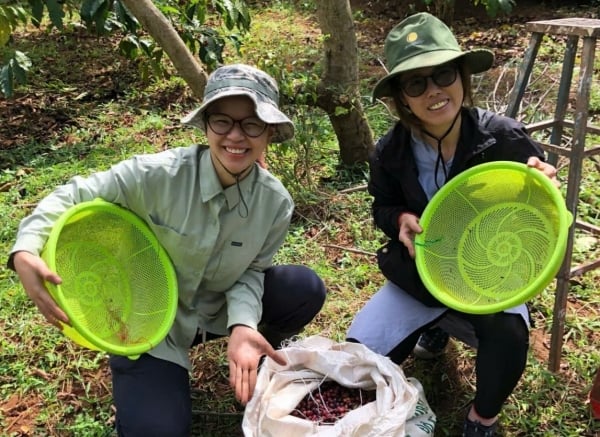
[120,0,207,98]
[323,244,375,257]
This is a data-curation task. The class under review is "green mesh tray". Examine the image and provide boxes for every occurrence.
[415,161,572,314]
[41,198,178,358]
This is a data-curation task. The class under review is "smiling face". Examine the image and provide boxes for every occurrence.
[400,63,464,136]
[205,95,274,187]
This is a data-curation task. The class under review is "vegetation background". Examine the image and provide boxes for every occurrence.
[1,0,599,436]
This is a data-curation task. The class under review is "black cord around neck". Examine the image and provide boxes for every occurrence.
[212,154,251,218]
[420,110,461,189]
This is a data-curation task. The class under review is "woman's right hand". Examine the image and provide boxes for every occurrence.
[398,212,422,258]
[12,251,69,329]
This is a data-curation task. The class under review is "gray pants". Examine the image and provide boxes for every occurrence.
[347,280,530,418]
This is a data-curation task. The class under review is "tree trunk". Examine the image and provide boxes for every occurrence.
[433,0,456,24]
[315,0,374,165]
[120,0,208,99]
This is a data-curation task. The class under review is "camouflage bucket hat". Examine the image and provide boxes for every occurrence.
[182,64,294,143]
[372,12,494,101]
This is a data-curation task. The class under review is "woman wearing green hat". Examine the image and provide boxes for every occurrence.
[347,12,558,437]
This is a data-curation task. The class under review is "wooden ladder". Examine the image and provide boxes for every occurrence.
[505,17,600,372]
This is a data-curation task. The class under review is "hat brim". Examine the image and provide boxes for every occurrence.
[181,87,294,143]
[372,49,494,101]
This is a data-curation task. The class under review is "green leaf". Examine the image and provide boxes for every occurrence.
[81,0,111,33]
[45,0,65,29]
[81,0,104,21]
[498,0,516,13]
[0,63,14,98]
[0,50,29,97]
[480,0,515,17]
[14,50,32,72]
[115,0,138,33]
[28,0,44,26]
[10,60,27,84]
[212,0,250,32]
[119,36,140,58]
[0,13,10,47]
[191,2,206,24]
[0,5,29,45]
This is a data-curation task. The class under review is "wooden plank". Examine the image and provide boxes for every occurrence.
[526,18,600,37]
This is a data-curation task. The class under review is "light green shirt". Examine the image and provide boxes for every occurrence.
[9,145,294,369]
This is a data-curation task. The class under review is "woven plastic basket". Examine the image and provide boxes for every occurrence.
[415,161,572,314]
[41,198,178,358]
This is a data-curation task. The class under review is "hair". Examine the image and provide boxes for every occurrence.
[389,61,474,131]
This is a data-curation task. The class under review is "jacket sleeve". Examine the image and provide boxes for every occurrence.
[368,133,412,240]
[7,158,147,269]
[480,109,546,163]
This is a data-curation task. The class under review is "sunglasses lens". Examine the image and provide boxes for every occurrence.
[402,77,427,98]
[400,65,458,98]
[433,66,457,87]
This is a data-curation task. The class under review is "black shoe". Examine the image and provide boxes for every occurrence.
[412,326,449,359]
[462,416,498,437]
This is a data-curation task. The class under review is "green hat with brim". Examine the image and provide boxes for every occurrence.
[372,12,494,101]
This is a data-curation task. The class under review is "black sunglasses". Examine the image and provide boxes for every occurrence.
[205,113,268,138]
[399,65,459,98]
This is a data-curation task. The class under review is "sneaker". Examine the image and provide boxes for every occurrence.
[462,416,498,437]
[412,326,449,359]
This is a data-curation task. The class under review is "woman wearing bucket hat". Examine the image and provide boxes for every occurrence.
[346,12,558,437]
[8,64,326,436]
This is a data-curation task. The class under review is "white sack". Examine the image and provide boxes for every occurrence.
[242,335,436,437]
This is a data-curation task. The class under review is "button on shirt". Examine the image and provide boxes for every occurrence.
[9,145,294,369]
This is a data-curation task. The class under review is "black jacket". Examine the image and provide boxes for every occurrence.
[370,107,546,306]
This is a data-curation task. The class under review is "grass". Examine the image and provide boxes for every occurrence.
[1,2,600,436]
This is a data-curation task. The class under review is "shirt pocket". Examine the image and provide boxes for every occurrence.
[146,220,207,308]
[203,233,262,288]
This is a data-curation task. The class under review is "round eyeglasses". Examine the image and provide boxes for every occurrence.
[205,113,268,138]
[399,65,458,98]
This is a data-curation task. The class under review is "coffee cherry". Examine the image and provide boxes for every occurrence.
[290,380,376,424]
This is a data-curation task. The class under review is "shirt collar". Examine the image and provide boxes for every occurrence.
[198,148,256,210]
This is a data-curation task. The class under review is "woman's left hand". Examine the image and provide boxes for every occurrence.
[527,156,560,187]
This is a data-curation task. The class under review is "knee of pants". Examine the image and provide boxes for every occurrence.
[110,354,192,437]
[306,280,327,316]
[478,313,529,349]
[295,265,327,314]
[503,314,529,345]
[263,265,327,323]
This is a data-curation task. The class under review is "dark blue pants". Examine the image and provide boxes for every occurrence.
[385,311,529,418]
[109,265,326,436]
